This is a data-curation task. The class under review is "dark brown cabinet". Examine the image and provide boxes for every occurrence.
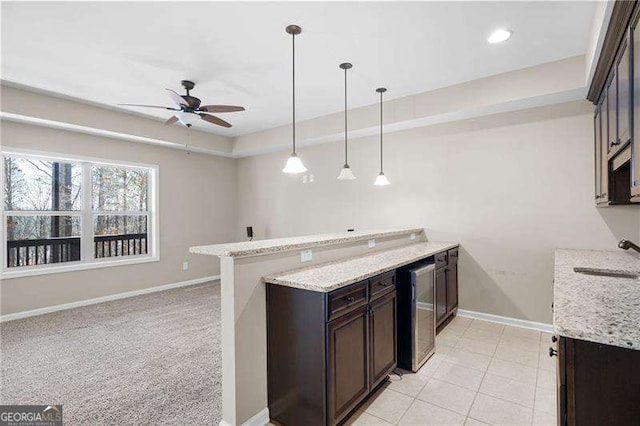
[266,271,397,426]
[617,37,631,148]
[446,263,458,314]
[556,336,640,425]
[435,248,459,331]
[369,291,397,389]
[435,267,447,325]
[594,104,604,202]
[607,74,618,154]
[632,10,640,200]
[591,3,640,206]
[327,306,369,425]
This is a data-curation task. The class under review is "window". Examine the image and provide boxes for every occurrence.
[2,149,158,277]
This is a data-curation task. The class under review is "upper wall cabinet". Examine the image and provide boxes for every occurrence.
[617,37,631,149]
[594,103,604,203]
[589,1,639,206]
[632,12,640,200]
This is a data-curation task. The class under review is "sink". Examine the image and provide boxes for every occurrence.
[573,267,640,279]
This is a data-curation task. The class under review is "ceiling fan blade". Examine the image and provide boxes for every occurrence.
[199,113,232,128]
[166,89,189,107]
[118,103,177,110]
[164,116,179,126]
[198,105,245,113]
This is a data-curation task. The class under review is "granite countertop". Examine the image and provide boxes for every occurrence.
[190,228,423,257]
[263,241,458,293]
[554,248,640,351]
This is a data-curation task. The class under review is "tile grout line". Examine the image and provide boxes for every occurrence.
[396,317,472,425]
[371,319,549,425]
[463,319,504,423]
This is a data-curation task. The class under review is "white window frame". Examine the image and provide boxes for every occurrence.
[0,147,159,279]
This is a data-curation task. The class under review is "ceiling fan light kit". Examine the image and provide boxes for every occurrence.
[282,24,307,174]
[118,79,244,129]
[177,111,200,127]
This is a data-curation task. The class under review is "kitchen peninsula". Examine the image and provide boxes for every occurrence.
[553,249,640,425]
[190,228,458,426]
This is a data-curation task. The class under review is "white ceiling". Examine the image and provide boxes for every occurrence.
[1,1,595,137]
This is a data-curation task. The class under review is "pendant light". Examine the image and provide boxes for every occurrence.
[337,63,355,180]
[374,87,390,186]
[282,24,307,174]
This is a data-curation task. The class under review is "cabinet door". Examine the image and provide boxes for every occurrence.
[435,268,447,325]
[369,291,397,388]
[632,17,640,197]
[446,264,458,314]
[594,106,603,202]
[327,306,369,425]
[602,88,611,203]
[607,72,618,153]
[618,38,631,146]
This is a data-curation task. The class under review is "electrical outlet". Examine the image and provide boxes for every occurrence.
[410,233,416,240]
[309,174,315,182]
[182,261,189,270]
[368,239,376,248]
[300,249,313,262]
[302,175,308,184]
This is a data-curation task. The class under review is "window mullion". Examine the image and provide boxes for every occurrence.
[81,162,93,263]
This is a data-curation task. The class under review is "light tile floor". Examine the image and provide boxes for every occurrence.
[346,317,557,426]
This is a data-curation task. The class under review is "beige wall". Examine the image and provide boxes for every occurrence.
[1,85,234,155]
[1,120,237,315]
[235,101,640,324]
[233,56,587,157]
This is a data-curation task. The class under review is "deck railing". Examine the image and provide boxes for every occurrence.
[6,233,148,267]
[94,233,148,259]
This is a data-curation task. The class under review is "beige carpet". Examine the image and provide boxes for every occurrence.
[0,282,222,425]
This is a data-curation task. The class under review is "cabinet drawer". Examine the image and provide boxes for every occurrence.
[369,271,396,300]
[328,281,368,322]
[434,251,447,269]
[447,248,458,265]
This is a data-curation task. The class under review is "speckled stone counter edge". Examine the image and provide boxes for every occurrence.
[263,241,459,293]
[554,248,640,351]
[190,228,424,257]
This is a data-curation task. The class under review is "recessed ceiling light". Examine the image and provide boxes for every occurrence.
[488,29,512,44]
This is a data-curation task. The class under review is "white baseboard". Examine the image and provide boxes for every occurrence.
[0,275,220,322]
[219,408,270,426]
[457,309,554,333]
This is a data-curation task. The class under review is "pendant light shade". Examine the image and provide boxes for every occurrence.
[374,172,390,186]
[337,62,355,180]
[283,153,307,174]
[337,165,356,180]
[282,24,307,174]
[374,87,390,186]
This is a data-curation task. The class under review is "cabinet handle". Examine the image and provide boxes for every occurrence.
[612,138,621,146]
[345,296,355,304]
[551,335,558,343]
[549,347,558,357]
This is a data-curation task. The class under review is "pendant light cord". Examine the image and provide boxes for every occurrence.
[379,90,383,172]
[292,31,296,154]
[344,67,348,165]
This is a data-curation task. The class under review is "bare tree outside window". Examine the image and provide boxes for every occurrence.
[3,154,153,269]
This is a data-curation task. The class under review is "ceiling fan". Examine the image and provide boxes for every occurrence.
[118,80,245,128]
